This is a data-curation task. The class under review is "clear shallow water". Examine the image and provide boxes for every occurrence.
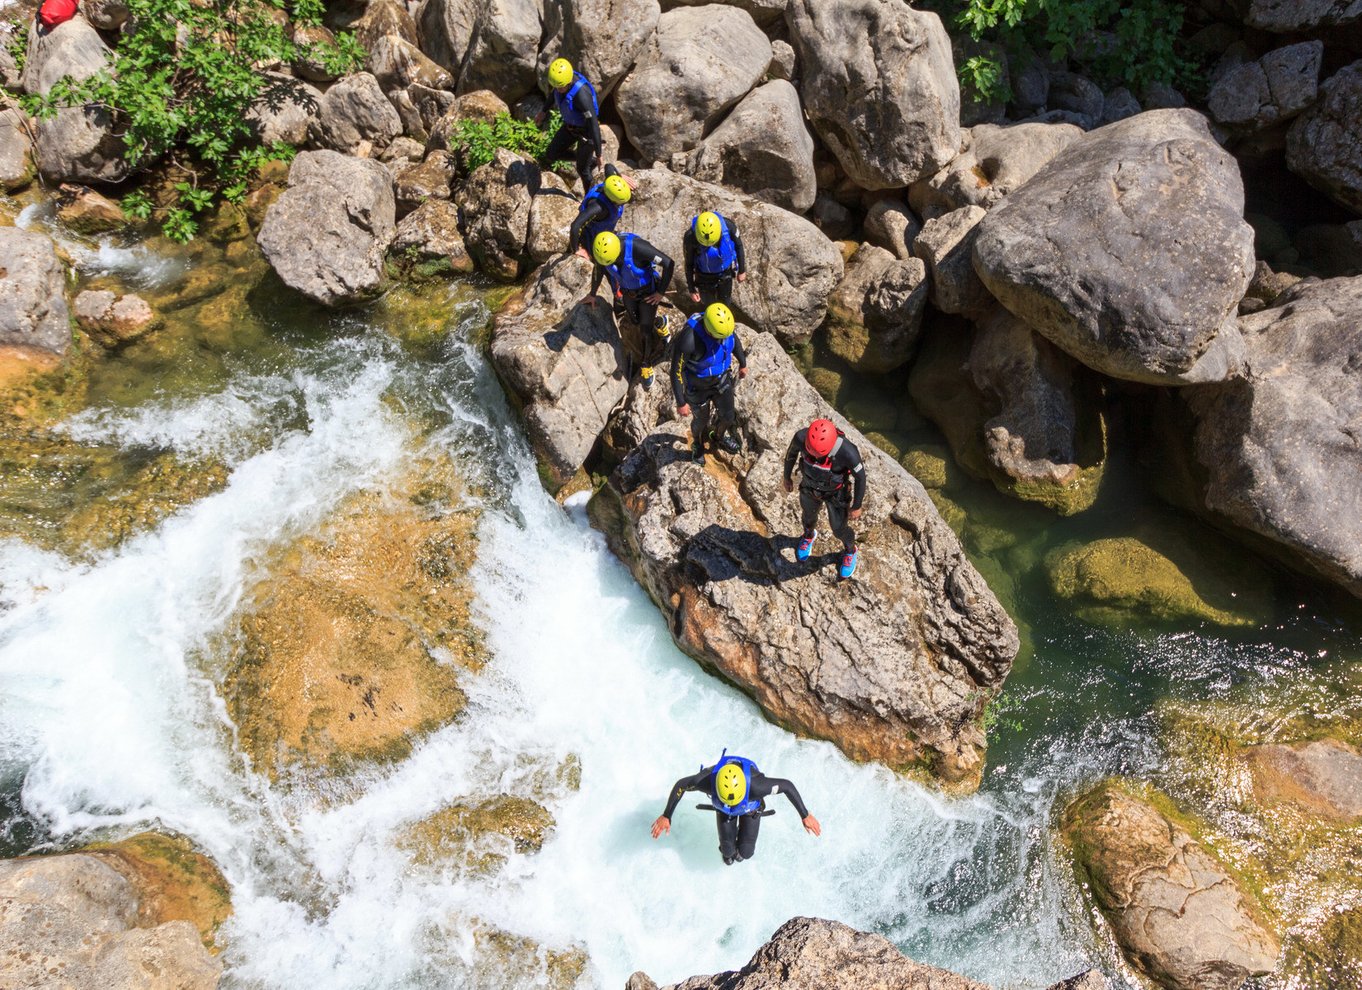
[0,261,1357,989]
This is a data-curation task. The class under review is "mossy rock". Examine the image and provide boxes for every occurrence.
[901,444,952,489]
[468,923,587,990]
[841,392,901,435]
[862,430,902,461]
[1289,907,1362,989]
[222,456,484,780]
[86,832,232,951]
[906,325,992,480]
[1045,524,1275,628]
[804,366,844,405]
[401,796,555,873]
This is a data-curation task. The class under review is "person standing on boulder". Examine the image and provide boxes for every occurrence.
[537,58,604,189]
[567,164,634,257]
[783,418,865,579]
[683,211,747,307]
[650,751,821,865]
[584,230,674,389]
[671,302,747,464]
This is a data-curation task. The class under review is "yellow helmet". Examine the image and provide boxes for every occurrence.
[603,174,631,205]
[715,763,747,807]
[548,58,574,89]
[695,211,722,247]
[703,302,735,339]
[592,231,621,266]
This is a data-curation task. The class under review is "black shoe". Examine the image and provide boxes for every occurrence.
[718,433,740,455]
[732,851,745,863]
[722,854,735,865]
[692,444,706,465]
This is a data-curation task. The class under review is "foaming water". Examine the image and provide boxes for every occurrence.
[2,308,1295,989]
[16,200,188,287]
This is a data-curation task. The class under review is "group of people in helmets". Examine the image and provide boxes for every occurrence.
[540,59,853,860]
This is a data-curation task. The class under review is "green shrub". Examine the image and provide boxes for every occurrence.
[23,0,364,241]
[5,18,27,75]
[450,111,560,172]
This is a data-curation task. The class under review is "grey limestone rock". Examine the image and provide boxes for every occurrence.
[309,72,404,154]
[247,74,323,148]
[862,198,921,261]
[417,0,543,102]
[909,122,1083,220]
[1245,0,1362,32]
[824,243,928,374]
[0,227,71,356]
[913,205,992,318]
[1208,42,1323,132]
[539,0,660,99]
[0,108,35,192]
[1287,60,1362,216]
[453,148,539,280]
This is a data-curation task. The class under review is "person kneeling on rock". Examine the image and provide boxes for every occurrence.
[651,751,821,865]
[783,418,865,580]
[584,230,674,389]
[672,303,747,465]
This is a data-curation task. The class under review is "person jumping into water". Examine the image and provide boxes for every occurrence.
[650,751,821,865]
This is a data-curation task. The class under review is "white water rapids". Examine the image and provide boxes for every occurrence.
[0,297,1139,988]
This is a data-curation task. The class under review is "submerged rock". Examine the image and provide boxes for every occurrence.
[1063,781,1280,990]
[402,796,555,872]
[589,333,1018,787]
[1244,739,1362,822]
[222,458,483,779]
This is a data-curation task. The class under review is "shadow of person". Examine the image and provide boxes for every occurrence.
[684,523,826,587]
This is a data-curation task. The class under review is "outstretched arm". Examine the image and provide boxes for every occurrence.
[652,768,710,839]
[755,776,821,836]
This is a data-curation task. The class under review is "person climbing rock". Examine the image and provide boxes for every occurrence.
[536,57,603,188]
[683,211,747,307]
[650,751,821,865]
[671,302,747,464]
[584,230,674,389]
[567,164,634,258]
[783,418,865,579]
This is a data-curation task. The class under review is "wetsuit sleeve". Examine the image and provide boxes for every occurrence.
[731,333,747,372]
[844,440,866,510]
[671,325,695,405]
[730,221,747,275]
[784,430,805,485]
[635,238,674,295]
[590,264,606,297]
[568,200,605,255]
[574,86,603,160]
[604,162,619,179]
[751,775,810,819]
[662,769,711,819]
[683,229,697,294]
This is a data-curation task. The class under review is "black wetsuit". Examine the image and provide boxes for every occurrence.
[540,84,603,187]
[590,236,675,372]
[670,318,747,451]
[682,219,748,307]
[567,163,623,255]
[662,766,811,862]
[783,428,866,552]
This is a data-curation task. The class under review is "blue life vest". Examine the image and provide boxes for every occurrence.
[692,213,737,274]
[606,234,655,293]
[553,73,598,130]
[708,751,762,817]
[580,183,624,241]
[684,313,736,379]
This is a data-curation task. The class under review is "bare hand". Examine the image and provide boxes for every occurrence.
[651,816,671,839]
[737,272,747,283]
[623,174,638,190]
[803,814,821,837]
[645,292,663,305]
[783,477,793,494]
[849,508,862,520]
[581,295,597,308]
[738,367,748,379]
[677,403,691,418]
[690,292,701,303]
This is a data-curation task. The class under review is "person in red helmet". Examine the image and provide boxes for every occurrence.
[782,418,865,579]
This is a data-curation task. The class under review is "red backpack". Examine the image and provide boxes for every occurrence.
[38,0,79,30]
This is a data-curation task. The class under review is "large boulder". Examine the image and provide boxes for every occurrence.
[589,332,1019,786]
[19,17,128,184]
[824,243,928,374]
[367,34,454,93]
[246,74,323,147]
[1244,0,1362,32]
[1208,42,1322,132]
[621,167,843,347]
[0,108,35,191]
[453,148,540,280]
[1287,61,1362,216]
[489,256,626,490]
[913,205,992,318]
[73,289,161,349]
[309,72,403,154]
[786,0,959,190]
[1063,782,1279,990]
[682,80,817,214]
[417,0,542,102]
[329,0,418,50]
[538,0,660,99]
[657,0,786,26]
[909,122,1084,220]
[0,228,71,356]
[391,199,475,274]
[256,150,397,307]
[1177,276,1362,599]
[973,109,1255,386]
[0,848,222,990]
[615,5,771,164]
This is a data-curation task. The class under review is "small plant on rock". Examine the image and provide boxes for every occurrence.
[450,111,561,173]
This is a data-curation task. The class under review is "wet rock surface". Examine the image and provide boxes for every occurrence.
[1244,739,1362,822]
[589,332,1018,787]
[0,227,71,356]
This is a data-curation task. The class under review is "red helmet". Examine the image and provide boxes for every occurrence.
[805,419,837,459]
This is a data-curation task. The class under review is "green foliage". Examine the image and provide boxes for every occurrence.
[23,0,364,241]
[450,111,560,172]
[961,53,1010,105]
[930,0,1197,99]
[5,19,27,75]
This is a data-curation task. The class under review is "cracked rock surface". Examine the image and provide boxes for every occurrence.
[588,333,1018,788]
[1063,782,1279,990]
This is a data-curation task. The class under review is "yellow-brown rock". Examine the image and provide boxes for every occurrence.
[401,796,555,872]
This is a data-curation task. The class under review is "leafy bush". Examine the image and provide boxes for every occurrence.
[450,111,560,172]
[23,0,364,240]
[4,18,27,75]
[928,0,1197,103]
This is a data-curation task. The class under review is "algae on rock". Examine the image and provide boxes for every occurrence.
[401,796,555,873]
